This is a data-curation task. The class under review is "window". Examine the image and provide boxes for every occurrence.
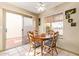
[45,13,63,35]
[51,21,63,35]
[51,13,63,35]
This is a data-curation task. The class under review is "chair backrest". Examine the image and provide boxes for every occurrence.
[40,33,46,37]
[51,32,59,47]
[27,31,35,45]
[27,31,41,48]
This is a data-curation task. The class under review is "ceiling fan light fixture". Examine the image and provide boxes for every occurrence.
[37,2,46,12]
[38,6,45,12]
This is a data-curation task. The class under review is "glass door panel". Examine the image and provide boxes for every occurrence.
[22,17,34,44]
[6,12,22,49]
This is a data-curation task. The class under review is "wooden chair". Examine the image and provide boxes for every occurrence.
[27,31,41,56]
[40,33,46,37]
[44,31,59,55]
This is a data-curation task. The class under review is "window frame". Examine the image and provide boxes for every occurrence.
[45,13,63,36]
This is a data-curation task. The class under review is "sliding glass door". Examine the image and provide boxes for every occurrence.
[22,17,34,45]
[6,12,23,49]
[5,11,35,49]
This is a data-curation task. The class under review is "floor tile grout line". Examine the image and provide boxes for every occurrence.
[8,48,20,56]
[15,47,22,56]
[0,44,76,56]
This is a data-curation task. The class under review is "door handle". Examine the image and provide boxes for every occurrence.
[22,29,23,31]
[5,28,7,32]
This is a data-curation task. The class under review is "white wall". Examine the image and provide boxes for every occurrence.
[39,2,79,55]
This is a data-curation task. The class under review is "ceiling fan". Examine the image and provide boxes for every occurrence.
[36,2,46,12]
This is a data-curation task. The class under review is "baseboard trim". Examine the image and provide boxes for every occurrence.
[57,47,79,56]
[0,50,4,52]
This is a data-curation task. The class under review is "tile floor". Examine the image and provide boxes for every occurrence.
[6,37,22,49]
[0,44,76,56]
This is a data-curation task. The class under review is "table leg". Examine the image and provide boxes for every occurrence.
[41,41,43,56]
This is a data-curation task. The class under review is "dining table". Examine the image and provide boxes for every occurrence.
[34,34,53,56]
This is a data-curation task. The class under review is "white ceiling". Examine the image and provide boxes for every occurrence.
[8,2,63,14]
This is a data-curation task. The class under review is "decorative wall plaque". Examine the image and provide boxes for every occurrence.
[65,8,76,15]
[68,19,73,23]
[38,18,40,26]
[65,8,76,27]
[66,14,70,19]
[71,22,76,26]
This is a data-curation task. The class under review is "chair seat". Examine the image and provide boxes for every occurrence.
[33,42,41,48]
[44,39,52,47]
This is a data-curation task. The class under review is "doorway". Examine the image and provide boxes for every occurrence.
[5,11,35,50]
[5,12,23,49]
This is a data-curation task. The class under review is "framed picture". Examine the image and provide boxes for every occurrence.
[38,18,41,26]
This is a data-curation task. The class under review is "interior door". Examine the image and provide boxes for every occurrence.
[22,17,34,45]
[6,12,23,49]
